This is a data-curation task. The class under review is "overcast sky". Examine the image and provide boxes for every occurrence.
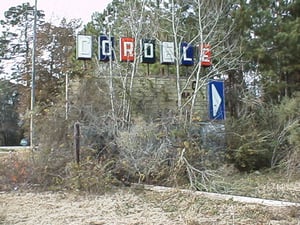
[0,0,112,24]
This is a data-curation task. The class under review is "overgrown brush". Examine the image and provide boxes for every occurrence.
[29,112,223,191]
[0,152,32,190]
[114,117,225,190]
[277,93,300,177]
[115,118,174,185]
[226,92,300,173]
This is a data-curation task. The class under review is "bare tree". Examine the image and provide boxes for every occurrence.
[95,0,160,127]
[165,0,240,123]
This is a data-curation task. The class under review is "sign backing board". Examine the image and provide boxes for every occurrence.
[140,39,156,64]
[180,42,194,66]
[200,44,212,67]
[208,80,225,120]
[76,35,92,59]
[120,37,135,62]
[98,35,114,61]
[160,42,175,64]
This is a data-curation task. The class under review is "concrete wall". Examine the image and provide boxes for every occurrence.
[70,76,208,120]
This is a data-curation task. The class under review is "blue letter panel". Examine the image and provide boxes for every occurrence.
[98,35,114,61]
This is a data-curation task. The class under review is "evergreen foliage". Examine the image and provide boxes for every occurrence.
[235,0,300,101]
[226,92,300,171]
[0,80,22,145]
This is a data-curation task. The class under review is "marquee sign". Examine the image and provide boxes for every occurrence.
[98,35,114,61]
[180,42,194,66]
[140,39,156,64]
[120,37,135,62]
[160,42,175,64]
[76,35,92,59]
[76,35,213,68]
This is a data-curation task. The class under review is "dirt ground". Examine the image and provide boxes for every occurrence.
[1,187,300,225]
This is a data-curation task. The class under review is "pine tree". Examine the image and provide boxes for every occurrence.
[0,80,21,145]
[236,0,300,102]
[0,3,45,84]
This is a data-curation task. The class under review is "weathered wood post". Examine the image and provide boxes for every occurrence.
[74,122,80,164]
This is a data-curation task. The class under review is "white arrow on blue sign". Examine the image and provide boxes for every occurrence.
[208,80,225,120]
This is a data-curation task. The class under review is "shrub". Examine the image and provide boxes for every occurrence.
[115,118,175,185]
[114,117,225,189]
[277,93,300,177]
[226,93,300,173]
[0,151,32,190]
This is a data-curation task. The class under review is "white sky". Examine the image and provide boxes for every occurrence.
[0,0,112,24]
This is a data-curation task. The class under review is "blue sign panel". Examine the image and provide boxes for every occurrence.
[141,39,156,64]
[208,80,225,120]
[98,35,114,61]
[180,42,194,66]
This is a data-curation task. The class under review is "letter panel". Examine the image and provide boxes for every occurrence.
[141,39,156,64]
[180,42,194,66]
[200,44,212,67]
[98,35,115,61]
[76,35,92,59]
[160,42,174,64]
[120,37,135,62]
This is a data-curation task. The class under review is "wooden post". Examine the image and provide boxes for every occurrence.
[74,122,80,164]
[147,64,150,76]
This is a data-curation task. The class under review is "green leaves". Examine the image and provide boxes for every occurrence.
[0,80,22,146]
[238,0,300,100]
